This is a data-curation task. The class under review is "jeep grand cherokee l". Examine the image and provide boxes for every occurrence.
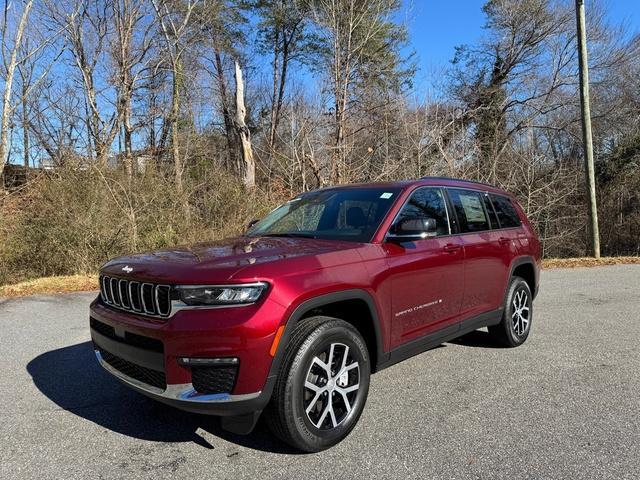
[90,177,541,452]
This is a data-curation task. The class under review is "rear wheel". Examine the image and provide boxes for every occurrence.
[489,276,532,347]
[265,316,370,452]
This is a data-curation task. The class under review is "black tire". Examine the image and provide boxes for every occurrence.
[489,276,533,347]
[264,316,371,452]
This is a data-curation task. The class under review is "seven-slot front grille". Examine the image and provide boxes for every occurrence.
[100,275,172,318]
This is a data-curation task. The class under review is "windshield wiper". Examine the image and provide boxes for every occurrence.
[260,232,317,239]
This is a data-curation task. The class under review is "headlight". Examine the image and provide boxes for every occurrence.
[176,282,268,306]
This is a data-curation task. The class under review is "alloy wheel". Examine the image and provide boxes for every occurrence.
[303,342,360,430]
[512,289,530,336]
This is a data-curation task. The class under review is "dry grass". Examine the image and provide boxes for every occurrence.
[542,256,640,269]
[0,275,98,298]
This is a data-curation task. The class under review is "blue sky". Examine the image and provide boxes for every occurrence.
[403,0,640,89]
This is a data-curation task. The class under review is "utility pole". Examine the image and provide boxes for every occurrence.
[575,0,600,258]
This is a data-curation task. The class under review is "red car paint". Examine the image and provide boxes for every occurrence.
[90,177,541,419]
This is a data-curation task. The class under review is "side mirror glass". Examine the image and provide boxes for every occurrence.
[389,217,438,240]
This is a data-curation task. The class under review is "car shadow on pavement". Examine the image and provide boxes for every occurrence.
[448,329,506,348]
[26,341,300,454]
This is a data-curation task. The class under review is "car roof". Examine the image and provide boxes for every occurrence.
[314,177,511,196]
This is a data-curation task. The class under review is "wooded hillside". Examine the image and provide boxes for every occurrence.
[1,0,639,285]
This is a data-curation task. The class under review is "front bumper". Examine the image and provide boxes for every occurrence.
[94,349,268,415]
[89,294,287,416]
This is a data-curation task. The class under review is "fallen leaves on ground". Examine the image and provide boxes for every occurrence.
[542,256,640,269]
[0,275,98,298]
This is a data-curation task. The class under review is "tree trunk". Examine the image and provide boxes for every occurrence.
[268,27,281,152]
[171,60,183,192]
[0,0,34,186]
[123,107,133,177]
[22,81,29,168]
[268,26,292,152]
[233,60,255,189]
[214,47,236,170]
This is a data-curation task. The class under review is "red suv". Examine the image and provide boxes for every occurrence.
[90,177,540,451]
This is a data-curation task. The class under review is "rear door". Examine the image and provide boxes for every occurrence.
[382,187,465,348]
[446,188,513,318]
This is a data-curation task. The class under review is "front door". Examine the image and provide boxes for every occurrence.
[383,187,465,349]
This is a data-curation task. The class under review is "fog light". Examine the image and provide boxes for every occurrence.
[177,357,239,366]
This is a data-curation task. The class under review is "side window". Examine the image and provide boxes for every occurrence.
[490,194,522,228]
[482,194,499,229]
[447,189,490,233]
[396,187,450,236]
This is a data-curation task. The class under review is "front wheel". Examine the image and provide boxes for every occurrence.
[265,316,370,452]
[489,276,533,347]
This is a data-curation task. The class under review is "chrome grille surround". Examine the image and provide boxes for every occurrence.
[99,275,172,319]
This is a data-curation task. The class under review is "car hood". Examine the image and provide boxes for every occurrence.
[100,236,364,284]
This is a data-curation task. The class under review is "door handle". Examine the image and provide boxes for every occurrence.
[498,237,511,245]
[443,243,461,253]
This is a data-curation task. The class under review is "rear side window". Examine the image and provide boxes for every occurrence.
[447,189,490,233]
[396,187,450,236]
[482,194,499,229]
[490,194,522,228]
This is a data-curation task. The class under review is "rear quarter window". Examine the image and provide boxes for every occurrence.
[490,195,522,228]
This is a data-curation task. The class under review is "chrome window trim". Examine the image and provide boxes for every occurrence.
[383,185,525,242]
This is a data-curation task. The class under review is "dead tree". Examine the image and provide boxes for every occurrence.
[233,59,255,188]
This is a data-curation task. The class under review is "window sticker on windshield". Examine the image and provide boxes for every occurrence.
[380,192,393,199]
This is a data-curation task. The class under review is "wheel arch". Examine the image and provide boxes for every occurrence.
[269,290,386,379]
[508,256,538,298]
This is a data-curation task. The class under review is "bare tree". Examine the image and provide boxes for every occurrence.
[151,0,200,192]
[45,0,123,166]
[307,0,408,183]
[110,0,153,177]
[233,59,254,187]
[0,0,33,184]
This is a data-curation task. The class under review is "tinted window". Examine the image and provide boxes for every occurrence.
[247,187,401,242]
[490,194,522,228]
[448,189,490,233]
[483,194,499,229]
[396,187,450,236]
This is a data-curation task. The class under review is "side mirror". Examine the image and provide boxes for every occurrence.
[389,217,438,240]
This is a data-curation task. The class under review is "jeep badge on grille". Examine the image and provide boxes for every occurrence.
[122,265,133,273]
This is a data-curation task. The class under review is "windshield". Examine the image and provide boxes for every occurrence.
[246,187,402,242]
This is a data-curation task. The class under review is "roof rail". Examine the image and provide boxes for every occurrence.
[419,176,496,188]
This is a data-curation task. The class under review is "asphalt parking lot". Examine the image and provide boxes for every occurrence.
[1,265,639,479]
